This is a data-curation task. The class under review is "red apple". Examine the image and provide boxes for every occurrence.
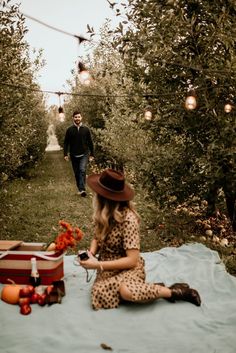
[20,304,32,315]
[19,285,35,297]
[30,292,40,304]
[18,297,31,306]
[37,293,47,306]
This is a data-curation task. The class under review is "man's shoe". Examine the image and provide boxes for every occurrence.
[80,190,86,197]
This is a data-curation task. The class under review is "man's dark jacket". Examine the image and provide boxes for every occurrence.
[64,125,94,157]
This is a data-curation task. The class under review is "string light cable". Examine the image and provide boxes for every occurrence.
[3,4,236,77]
[2,6,235,107]
[1,80,234,107]
[4,4,91,44]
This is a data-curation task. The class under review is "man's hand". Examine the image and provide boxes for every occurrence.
[89,156,94,162]
[64,156,69,162]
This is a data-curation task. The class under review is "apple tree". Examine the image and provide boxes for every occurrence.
[111,0,236,230]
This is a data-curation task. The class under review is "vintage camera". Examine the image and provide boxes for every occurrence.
[77,251,89,261]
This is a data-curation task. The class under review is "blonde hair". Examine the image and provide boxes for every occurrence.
[92,194,139,243]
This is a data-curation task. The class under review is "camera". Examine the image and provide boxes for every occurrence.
[78,251,89,261]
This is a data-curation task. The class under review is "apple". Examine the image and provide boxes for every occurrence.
[18,297,31,306]
[37,293,47,306]
[20,304,32,315]
[30,292,40,304]
[19,285,35,297]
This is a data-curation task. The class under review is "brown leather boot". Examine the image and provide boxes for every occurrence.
[169,283,201,306]
[156,282,189,290]
[169,283,190,290]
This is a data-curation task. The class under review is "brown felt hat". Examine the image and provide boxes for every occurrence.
[87,168,134,201]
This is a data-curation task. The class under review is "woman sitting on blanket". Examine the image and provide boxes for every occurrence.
[79,168,201,310]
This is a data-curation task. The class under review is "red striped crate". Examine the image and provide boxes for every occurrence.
[0,242,64,285]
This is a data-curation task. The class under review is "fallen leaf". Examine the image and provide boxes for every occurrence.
[100,343,113,350]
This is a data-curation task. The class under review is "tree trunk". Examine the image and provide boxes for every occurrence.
[206,183,219,217]
[223,186,236,232]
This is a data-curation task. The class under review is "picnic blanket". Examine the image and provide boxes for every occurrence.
[1,243,236,353]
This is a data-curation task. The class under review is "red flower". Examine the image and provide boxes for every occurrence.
[54,221,84,251]
[74,227,83,241]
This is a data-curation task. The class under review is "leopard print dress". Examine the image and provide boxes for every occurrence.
[91,208,159,310]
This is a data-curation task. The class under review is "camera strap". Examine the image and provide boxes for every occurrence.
[85,268,93,283]
[73,256,94,282]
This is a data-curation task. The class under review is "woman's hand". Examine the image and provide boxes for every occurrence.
[79,252,99,270]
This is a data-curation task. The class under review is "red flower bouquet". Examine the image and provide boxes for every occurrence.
[46,221,83,252]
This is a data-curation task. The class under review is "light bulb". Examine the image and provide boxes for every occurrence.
[78,61,91,85]
[84,79,91,86]
[58,106,65,122]
[224,103,232,113]
[79,70,90,81]
[144,110,152,120]
[185,95,197,110]
[59,112,65,122]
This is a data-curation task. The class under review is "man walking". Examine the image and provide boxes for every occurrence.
[64,110,94,196]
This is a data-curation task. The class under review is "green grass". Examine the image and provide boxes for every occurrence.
[1,150,235,274]
[0,151,94,251]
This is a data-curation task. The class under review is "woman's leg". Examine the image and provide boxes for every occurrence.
[119,282,171,303]
[119,282,201,306]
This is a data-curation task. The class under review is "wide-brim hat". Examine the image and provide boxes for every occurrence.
[87,168,134,201]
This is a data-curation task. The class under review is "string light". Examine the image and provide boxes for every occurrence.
[5,3,236,78]
[144,106,153,120]
[2,3,235,119]
[57,92,65,121]
[185,91,197,110]
[224,103,233,113]
[78,62,91,85]
[4,4,90,44]
[0,81,234,114]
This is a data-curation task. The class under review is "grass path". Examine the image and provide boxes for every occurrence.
[0,151,94,250]
[0,150,167,253]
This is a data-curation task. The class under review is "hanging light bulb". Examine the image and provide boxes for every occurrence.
[185,93,197,110]
[144,106,153,120]
[57,92,65,122]
[78,61,91,85]
[83,79,91,86]
[224,103,233,113]
[58,106,65,122]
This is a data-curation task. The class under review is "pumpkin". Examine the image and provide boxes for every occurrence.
[1,279,22,304]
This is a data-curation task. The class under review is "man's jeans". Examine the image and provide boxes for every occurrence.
[70,154,88,191]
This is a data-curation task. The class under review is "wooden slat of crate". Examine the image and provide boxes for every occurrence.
[0,240,23,251]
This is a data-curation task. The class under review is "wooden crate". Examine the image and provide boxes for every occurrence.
[0,241,64,285]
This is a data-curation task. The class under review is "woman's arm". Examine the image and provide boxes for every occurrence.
[80,249,140,271]
[101,249,140,270]
[89,238,99,256]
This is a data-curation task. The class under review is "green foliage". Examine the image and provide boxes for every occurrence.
[0,1,48,181]
[57,3,236,228]
[60,20,134,166]
[111,0,236,221]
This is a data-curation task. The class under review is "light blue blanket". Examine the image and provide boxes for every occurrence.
[1,243,236,353]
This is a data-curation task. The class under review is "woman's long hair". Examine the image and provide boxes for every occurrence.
[92,194,139,243]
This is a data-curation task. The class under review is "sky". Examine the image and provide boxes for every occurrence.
[10,0,120,106]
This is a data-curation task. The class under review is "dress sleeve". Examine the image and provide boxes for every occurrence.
[123,214,140,250]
